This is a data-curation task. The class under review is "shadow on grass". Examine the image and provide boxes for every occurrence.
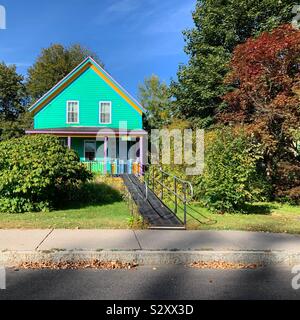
[241,203,277,215]
[57,182,123,210]
[190,201,277,216]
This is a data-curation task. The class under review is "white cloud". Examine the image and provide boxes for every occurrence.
[93,0,195,59]
[93,0,143,27]
[106,0,141,13]
[94,0,194,31]
[144,2,195,34]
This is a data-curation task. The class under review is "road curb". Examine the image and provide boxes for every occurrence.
[1,250,300,267]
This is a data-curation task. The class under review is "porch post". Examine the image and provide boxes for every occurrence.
[104,136,108,173]
[139,136,143,175]
[67,136,71,149]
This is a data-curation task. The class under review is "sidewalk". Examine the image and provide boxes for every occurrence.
[1,229,300,266]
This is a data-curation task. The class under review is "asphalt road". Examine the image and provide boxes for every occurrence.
[0,265,299,300]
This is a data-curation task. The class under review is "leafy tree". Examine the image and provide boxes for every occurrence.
[0,135,92,213]
[0,111,33,141]
[138,75,171,129]
[27,44,103,100]
[0,62,26,121]
[220,24,300,202]
[171,0,296,127]
[0,62,29,141]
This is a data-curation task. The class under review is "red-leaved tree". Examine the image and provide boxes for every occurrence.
[220,24,300,202]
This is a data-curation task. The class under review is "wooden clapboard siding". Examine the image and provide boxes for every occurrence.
[34,67,142,130]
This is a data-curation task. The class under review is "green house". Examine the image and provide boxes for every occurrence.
[26,57,147,174]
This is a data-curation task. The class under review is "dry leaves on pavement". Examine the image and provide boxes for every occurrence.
[16,260,138,270]
[189,261,261,269]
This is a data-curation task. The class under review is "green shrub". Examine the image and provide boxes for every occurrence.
[0,135,92,213]
[197,129,268,213]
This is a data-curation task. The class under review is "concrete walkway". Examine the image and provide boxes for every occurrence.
[0,229,300,251]
[1,229,300,266]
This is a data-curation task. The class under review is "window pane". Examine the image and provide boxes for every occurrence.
[73,112,78,123]
[102,103,109,113]
[104,113,110,123]
[85,141,96,161]
[85,141,96,153]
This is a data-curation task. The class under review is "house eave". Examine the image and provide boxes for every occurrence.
[25,128,148,137]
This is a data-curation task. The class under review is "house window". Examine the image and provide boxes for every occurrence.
[84,140,96,161]
[99,101,111,124]
[67,101,79,123]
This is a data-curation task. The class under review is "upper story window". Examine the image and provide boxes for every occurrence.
[67,101,79,124]
[99,101,112,124]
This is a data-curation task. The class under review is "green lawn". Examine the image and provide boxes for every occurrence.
[0,201,299,233]
[177,202,300,234]
[0,175,299,234]
[0,202,132,229]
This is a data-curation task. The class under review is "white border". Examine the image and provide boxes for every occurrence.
[66,100,80,124]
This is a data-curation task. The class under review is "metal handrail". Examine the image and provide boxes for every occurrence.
[127,174,148,202]
[144,179,148,201]
[144,166,217,227]
[159,168,194,203]
[145,166,195,227]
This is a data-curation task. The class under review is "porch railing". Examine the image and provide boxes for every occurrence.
[81,159,142,175]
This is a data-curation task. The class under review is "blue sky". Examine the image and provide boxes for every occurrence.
[0,0,196,97]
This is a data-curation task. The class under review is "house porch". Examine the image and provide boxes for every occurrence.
[25,127,148,175]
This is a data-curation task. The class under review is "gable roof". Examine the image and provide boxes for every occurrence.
[29,56,145,115]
